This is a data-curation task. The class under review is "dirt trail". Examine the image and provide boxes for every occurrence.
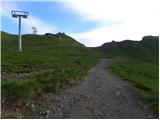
[24,59,157,119]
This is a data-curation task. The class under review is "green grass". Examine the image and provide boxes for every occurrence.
[1,32,98,104]
[110,57,159,111]
[1,31,159,115]
[96,36,159,112]
[95,36,159,64]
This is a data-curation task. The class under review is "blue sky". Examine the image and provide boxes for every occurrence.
[1,1,99,34]
[0,0,159,47]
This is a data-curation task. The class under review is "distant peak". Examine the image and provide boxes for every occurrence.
[142,35,159,41]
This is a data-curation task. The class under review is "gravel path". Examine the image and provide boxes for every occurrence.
[24,59,157,119]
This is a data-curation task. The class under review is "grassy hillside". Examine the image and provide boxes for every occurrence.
[1,31,98,104]
[95,36,159,64]
[1,31,159,114]
[96,36,159,112]
[110,57,159,111]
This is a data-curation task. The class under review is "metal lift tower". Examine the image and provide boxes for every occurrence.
[11,11,28,51]
[31,26,37,34]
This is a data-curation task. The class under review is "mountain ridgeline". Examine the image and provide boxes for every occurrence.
[95,36,159,64]
[1,31,85,50]
[1,31,98,106]
[1,31,159,117]
[95,35,159,111]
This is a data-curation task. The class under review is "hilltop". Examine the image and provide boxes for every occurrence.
[1,31,159,118]
[94,35,159,112]
[95,36,159,64]
[1,31,98,108]
[1,31,85,50]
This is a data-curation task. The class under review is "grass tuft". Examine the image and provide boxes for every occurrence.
[110,57,159,112]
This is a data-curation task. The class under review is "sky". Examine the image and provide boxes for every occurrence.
[0,0,159,47]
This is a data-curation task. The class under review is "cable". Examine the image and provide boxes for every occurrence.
[16,1,34,28]
[0,4,11,14]
[1,1,37,34]
[17,1,25,11]
[27,15,34,28]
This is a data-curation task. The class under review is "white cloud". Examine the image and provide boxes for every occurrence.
[67,0,159,22]
[23,16,57,34]
[1,0,159,46]
[70,20,159,47]
[0,1,17,21]
[67,0,160,47]
[1,1,57,34]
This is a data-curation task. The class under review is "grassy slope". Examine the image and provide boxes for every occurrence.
[1,31,98,104]
[95,36,159,111]
[2,31,159,113]
[110,57,159,111]
[95,36,159,64]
